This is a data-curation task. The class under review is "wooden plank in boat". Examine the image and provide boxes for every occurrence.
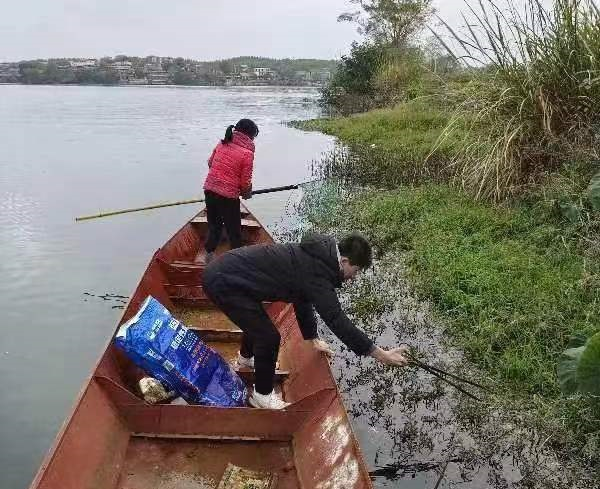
[170,307,240,332]
[217,463,278,489]
[235,368,289,384]
[122,403,302,439]
[193,328,243,342]
[163,284,211,303]
[191,215,261,227]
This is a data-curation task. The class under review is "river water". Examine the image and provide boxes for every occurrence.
[0,85,335,488]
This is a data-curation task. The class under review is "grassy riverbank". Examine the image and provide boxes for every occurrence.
[295,105,600,459]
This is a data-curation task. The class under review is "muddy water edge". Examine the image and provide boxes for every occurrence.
[273,160,598,488]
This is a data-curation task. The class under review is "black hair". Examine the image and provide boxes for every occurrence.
[338,233,373,269]
[222,118,259,143]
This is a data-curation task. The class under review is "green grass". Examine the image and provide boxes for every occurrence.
[294,98,470,176]
[349,185,599,394]
[299,99,447,152]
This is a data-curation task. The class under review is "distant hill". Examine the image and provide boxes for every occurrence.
[1,55,339,86]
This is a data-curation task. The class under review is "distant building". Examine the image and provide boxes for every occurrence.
[70,59,97,69]
[145,64,168,84]
[317,70,332,82]
[110,61,134,82]
[294,70,312,82]
[147,72,168,84]
[112,61,133,71]
[128,77,148,85]
[253,67,272,78]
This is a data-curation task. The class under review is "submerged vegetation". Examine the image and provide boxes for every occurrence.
[294,0,600,472]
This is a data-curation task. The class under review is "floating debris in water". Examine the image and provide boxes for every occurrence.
[83,292,129,309]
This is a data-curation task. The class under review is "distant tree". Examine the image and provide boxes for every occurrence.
[45,62,61,80]
[331,42,386,94]
[423,36,460,74]
[16,60,75,84]
[338,0,434,49]
[75,69,119,85]
[18,61,47,84]
[321,42,387,114]
[172,70,202,85]
[219,60,234,74]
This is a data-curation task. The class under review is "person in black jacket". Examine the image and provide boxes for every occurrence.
[202,233,409,409]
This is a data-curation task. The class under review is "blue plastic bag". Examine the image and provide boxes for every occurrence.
[115,296,247,407]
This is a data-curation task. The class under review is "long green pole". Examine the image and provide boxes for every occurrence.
[75,184,299,222]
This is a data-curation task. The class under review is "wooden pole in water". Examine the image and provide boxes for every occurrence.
[408,355,489,391]
[410,360,482,401]
[406,352,488,401]
[75,184,300,222]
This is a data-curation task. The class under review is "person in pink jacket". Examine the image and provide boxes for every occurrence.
[203,119,259,261]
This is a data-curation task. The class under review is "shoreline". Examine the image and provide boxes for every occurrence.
[0,82,325,89]
[293,106,600,481]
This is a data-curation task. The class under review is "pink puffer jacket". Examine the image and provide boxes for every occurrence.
[203,131,254,199]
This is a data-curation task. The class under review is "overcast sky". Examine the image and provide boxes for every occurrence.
[0,1,478,62]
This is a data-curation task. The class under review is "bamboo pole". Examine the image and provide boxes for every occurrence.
[75,198,205,221]
[75,184,300,222]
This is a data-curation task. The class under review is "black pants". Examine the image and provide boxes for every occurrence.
[204,190,242,253]
[202,269,280,395]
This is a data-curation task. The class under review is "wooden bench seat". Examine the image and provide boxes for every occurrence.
[191,215,261,228]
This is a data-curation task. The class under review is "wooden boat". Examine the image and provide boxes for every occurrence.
[30,203,374,489]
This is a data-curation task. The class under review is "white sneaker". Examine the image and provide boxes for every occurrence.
[236,352,254,369]
[248,389,290,410]
[235,353,279,370]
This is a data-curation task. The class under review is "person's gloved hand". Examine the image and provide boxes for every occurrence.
[241,189,253,200]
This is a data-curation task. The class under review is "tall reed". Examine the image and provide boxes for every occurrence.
[434,0,600,200]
